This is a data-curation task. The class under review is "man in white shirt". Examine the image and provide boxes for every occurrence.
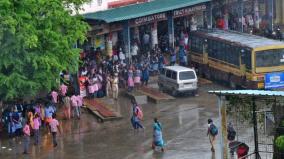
[131,43,139,61]
[119,48,125,63]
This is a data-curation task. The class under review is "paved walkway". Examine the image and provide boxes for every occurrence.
[0,83,224,159]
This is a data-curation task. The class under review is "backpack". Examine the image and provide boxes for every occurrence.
[227,126,236,141]
[209,124,218,136]
[135,106,143,120]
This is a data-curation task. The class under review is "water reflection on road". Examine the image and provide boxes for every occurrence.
[0,84,225,159]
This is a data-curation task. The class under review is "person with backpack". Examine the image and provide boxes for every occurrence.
[207,118,218,152]
[227,122,236,142]
[130,99,144,130]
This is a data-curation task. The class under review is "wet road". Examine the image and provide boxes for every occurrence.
[0,83,226,159]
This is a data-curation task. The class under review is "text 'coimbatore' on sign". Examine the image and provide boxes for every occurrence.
[134,13,167,25]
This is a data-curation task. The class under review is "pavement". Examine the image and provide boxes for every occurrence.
[0,82,226,159]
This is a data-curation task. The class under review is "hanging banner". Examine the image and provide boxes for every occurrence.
[174,5,206,18]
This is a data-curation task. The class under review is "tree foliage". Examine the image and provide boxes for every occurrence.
[0,0,90,101]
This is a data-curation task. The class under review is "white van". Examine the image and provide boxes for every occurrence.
[158,66,198,96]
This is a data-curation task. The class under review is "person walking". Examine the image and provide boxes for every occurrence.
[63,95,71,120]
[131,99,144,130]
[23,120,30,154]
[227,122,236,143]
[112,73,119,100]
[134,67,141,90]
[33,113,40,145]
[106,74,112,97]
[207,119,218,152]
[142,65,149,86]
[170,47,176,66]
[49,113,61,147]
[71,94,79,119]
[44,102,55,133]
[76,95,83,119]
[152,118,164,152]
[127,69,134,92]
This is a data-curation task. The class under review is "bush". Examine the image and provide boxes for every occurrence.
[281,120,284,127]
[275,136,284,151]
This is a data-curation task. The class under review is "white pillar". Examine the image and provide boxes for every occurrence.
[151,21,158,48]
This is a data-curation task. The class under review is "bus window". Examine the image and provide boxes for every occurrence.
[241,49,252,70]
[256,49,284,67]
[191,36,203,54]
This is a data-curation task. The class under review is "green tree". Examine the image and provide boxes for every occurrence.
[0,0,90,101]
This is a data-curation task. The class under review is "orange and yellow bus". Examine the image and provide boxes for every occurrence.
[188,29,284,89]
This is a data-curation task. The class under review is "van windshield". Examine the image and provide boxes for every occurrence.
[179,71,196,80]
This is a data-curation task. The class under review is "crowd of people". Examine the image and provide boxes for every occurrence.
[0,39,194,154]
[77,44,172,100]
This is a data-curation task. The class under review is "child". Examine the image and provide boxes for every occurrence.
[33,113,40,145]
[63,95,71,120]
[23,120,30,154]
[134,67,141,90]
[71,95,78,118]
[128,69,134,92]
[49,113,61,147]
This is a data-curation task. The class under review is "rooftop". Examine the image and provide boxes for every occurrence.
[203,29,284,49]
[208,90,284,97]
[83,0,210,23]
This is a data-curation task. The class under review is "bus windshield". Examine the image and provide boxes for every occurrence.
[256,49,284,67]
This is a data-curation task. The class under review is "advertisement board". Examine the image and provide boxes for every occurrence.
[265,72,284,89]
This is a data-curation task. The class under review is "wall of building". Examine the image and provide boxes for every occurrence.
[79,0,118,14]
[79,0,150,14]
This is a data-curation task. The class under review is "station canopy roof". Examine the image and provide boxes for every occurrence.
[83,0,210,23]
[208,90,284,97]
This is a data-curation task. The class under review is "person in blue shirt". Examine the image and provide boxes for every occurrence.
[179,45,186,66]
[142,65,149,86]
[152,118,164,152]
[170,47,176,66]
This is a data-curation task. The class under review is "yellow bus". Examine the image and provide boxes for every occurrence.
[188,29,284,89]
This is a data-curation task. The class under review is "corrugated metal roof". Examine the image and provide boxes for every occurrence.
[205,29,284,49]
[208,90,284,97]
[83,0,210,23]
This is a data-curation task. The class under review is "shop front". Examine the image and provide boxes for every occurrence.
[173,4,207,51]
[83,0,212,60]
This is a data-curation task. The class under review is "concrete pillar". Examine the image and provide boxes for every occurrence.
[167,11,174,49]
[238,0,244,32]
[123,21,131,60]
[134,26,140,44]
[254,0,260,29]
[275,0,282,24]
[206,1,213,29]
[267,0,274,30]
[282,0,284,25]
[151,21,158,48]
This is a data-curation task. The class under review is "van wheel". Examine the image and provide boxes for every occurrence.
[172,90,178,97]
